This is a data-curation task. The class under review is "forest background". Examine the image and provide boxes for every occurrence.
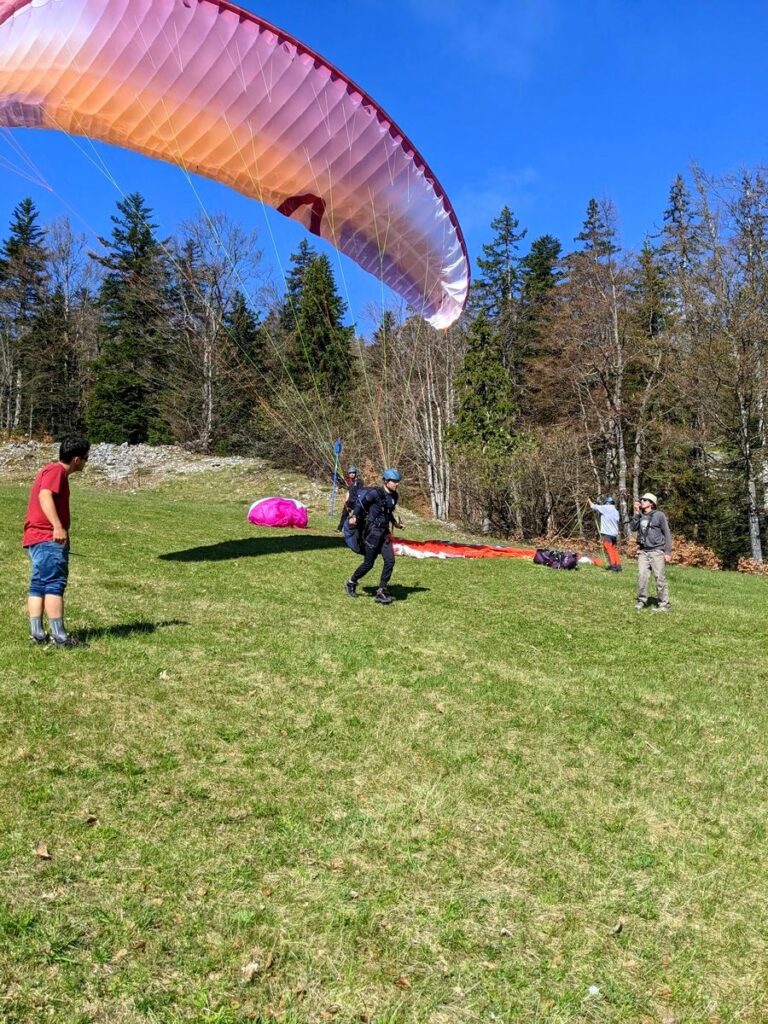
[1,165,768,568]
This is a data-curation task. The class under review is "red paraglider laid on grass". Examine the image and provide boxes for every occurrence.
[393,538,602,564]
[392,539,538,560]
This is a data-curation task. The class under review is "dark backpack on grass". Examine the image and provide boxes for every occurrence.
[533,548,579,570]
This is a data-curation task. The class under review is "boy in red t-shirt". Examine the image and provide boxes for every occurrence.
[23,437,90,646]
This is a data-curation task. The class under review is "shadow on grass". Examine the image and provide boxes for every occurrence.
[73,619,189,642]
[159,534,342,562]
[360,584,430,601]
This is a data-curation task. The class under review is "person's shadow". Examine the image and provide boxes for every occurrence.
[360,584,430,601]
[159,535,343,562]
[70,619,188,643]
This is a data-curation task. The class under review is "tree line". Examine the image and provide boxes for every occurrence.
[1,169,767,566]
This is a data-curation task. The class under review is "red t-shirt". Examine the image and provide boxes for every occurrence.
[22,462,70,547]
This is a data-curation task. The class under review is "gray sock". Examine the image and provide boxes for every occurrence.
[29,616,47,640]
[49,618,68,643]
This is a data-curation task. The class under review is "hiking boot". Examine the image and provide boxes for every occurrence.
[374,587,394,604]
[344,579,358,599]
[634,600,646,611]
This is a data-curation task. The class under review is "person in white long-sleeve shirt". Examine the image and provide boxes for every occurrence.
[588,496,622,572]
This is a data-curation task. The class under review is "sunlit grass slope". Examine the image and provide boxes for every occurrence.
[1,470,767,1023]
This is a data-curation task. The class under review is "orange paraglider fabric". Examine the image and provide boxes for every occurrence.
[0,0,469,328]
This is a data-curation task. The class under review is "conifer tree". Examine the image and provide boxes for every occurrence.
[280,238,317,332]
[0,197,48,432]
[367,310,398,376]
[29,286,84,437]
[631,240,670,340]
[517,234,562,362]
[86,193,173,443]
[290,253,353,400]
[575,197,618,259]
[215,290,268,452]
[448,313,517,453]
[661,174,700,276]
[473,206,527,320]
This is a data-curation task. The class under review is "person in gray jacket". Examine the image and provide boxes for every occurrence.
[630,492,672,611]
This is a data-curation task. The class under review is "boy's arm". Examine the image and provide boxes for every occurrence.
[39,489,67,543]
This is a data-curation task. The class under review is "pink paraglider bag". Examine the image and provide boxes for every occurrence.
[247,497,308,529]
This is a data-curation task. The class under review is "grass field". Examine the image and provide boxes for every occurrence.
[1,468,767,1023]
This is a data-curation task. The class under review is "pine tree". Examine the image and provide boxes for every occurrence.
[448,313,517,454]
[661,174,699,275]
[290,253,353,401]
[29,287,84,437]
[214,290,268,452]
[0,197,48,432]
[575,197,618,259]
[517,234,562,358]
[367,310,398,376]
[86,194,173,444]
[631,240,670,339]
[473,206,527,320]
[280,238,317,332]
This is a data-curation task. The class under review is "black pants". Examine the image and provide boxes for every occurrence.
[351,528,394,588]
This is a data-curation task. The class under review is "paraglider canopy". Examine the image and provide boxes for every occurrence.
[248,497,308,529]
[0,0,469,327]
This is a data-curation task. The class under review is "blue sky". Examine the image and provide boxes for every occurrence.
[1,0,767,335]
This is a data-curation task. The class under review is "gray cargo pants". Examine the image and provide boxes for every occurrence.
[637,549,669,608]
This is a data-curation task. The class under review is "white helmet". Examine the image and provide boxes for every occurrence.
[640,492,658,505]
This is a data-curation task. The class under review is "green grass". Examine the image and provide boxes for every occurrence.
[1,469,767,1023]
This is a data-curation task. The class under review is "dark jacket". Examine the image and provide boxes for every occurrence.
[630,509,672,555]
[354,486,398,534]
[340,478,363,521]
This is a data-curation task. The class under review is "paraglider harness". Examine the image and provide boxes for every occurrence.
[338,476,363,531]
[342,486,398,555]
[533,548,579,570]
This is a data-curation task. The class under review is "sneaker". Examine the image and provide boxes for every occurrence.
[634,601,646,610]
[29,633,50,646]
[344,579,358,599]
[52,634,80,648]
[374,587,394,604]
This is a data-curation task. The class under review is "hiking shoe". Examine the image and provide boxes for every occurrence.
[29,633,50,646]
[52,634,80,648]
[344,579,358,599]
[634,601,646,610]
[374,587,394,605]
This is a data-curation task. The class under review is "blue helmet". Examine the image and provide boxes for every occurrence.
[347,466,358,475]
[604,496,615,504]
[382,468,401,482]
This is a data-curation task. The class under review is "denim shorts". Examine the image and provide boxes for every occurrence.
[27,542,69,597]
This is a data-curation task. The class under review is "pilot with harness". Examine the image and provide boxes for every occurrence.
[344,468,402,604]
[336,466,362,532]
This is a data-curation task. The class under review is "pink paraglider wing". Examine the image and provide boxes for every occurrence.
[0,0,469,328]
[248,497,308,529]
